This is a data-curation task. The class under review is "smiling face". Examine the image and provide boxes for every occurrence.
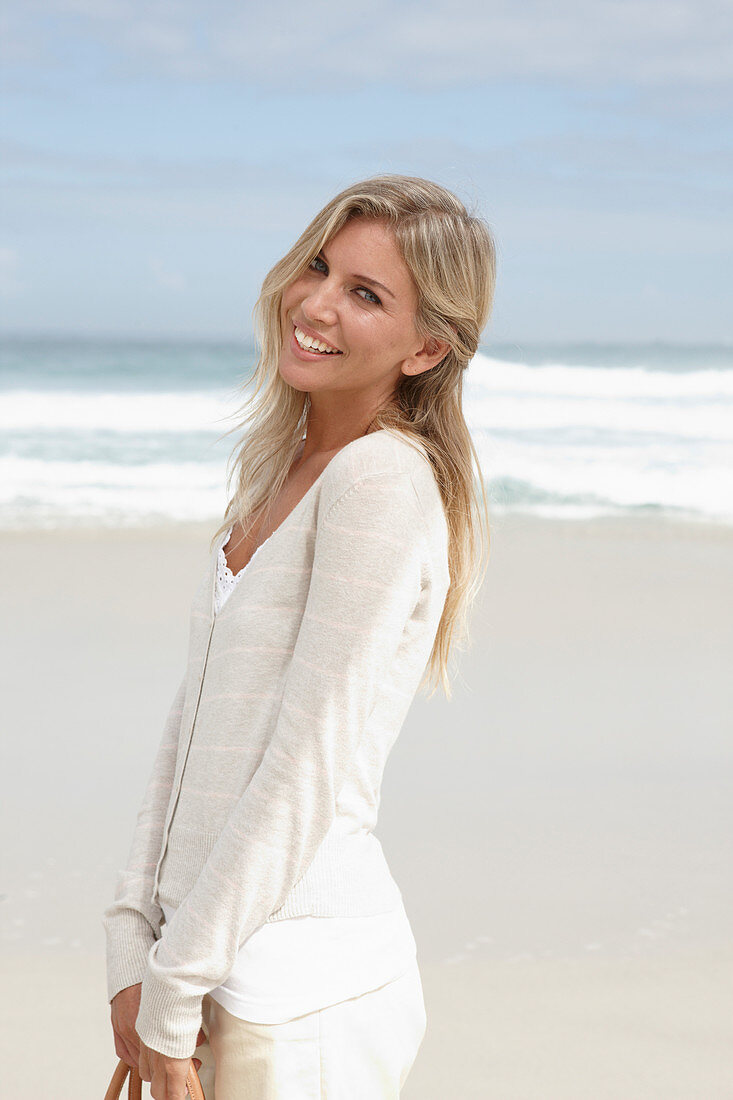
[278,217,445,420]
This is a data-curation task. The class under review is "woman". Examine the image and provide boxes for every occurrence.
[103,173,496,1100]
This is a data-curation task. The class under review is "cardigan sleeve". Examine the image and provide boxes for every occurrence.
[102,672,187,1003]
[134,470,428,1058]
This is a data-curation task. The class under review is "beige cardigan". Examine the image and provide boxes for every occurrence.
[102,427,450,1058]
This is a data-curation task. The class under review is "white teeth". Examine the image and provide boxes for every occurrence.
[294,325,339,354]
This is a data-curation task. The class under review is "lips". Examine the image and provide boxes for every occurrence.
[292,321,342,355]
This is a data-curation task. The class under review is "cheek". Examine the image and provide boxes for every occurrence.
[281,287,294,315]
[362,322,410,362]
[281,279,304,313]
[347,312,402,357]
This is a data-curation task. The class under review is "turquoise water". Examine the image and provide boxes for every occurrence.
[2,335,731,528]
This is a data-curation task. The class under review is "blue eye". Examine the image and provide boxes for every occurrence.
[308,256,381,306]
[355,287,381,305]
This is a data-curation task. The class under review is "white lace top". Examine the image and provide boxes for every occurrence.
[213,524,275,616]
[160,524,418,1024]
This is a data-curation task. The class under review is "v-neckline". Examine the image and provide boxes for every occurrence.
[209,428,390,621]
[219,524,275,581]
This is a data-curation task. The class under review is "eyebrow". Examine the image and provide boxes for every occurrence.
[319,248,396,300]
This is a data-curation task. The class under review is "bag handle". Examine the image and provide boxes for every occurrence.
[104,1057,205,1100]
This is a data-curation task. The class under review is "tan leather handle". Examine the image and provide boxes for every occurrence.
[104,1057,205,1100]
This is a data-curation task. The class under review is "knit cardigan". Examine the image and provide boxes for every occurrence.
[102,427,451,1058]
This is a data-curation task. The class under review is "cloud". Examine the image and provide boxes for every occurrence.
[4,0,732,94]
[2,127,730,233]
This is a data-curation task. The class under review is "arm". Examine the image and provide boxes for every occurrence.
[134,471,427,1058]
[102,672,187,1004]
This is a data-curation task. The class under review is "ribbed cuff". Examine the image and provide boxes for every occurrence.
[102,908,156,1003]
[135,967,204,1059]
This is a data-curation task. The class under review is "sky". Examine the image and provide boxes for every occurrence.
[1,0,731,344]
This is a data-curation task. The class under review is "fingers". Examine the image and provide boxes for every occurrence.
[114,1031,137,1071]
[111,1005,141,1066]
[139,1044,195,1100]
[150,1062,194,1100]
[138,1044,151,1083]
[115,1041,135,1071]
[122,1030,140,1062]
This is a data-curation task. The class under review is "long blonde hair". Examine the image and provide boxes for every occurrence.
[212,174,496,698]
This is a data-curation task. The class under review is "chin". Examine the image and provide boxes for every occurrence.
[277,355,310,393]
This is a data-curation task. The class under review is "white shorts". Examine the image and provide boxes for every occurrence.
[195,955,427,1099]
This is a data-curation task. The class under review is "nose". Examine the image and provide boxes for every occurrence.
[300,279,339,328]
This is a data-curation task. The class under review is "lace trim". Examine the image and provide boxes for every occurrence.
[218,525,276,578]
[215,525,274,615]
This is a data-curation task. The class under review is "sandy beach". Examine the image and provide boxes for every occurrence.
[1,513,731,1098]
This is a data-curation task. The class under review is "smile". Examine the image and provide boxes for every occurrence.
[293,324,342,355]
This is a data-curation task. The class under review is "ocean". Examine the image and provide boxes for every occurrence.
[1,336,731,529]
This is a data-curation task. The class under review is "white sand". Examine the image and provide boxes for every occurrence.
[1,513,731,1098]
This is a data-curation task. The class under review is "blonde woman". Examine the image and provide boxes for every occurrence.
[103,174,496,1100]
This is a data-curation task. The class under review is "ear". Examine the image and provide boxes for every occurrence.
[402,335,451,378]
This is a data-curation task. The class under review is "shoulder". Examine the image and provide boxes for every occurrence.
[319,428,448,543]
[320,429,425,504]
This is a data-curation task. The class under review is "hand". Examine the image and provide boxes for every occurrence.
[110,983,143,1070]
[110,983,206,1084]
[138,1039,199,1100]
